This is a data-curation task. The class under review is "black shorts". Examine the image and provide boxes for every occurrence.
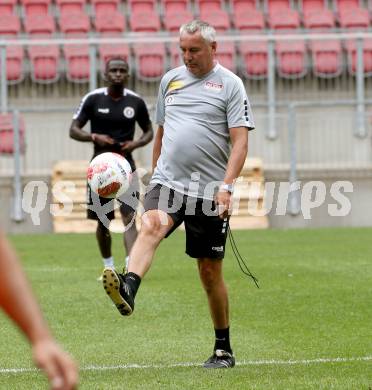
[144,184,229,259]
[87,160,140,221]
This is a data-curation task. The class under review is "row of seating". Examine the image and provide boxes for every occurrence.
[0,0,371,34]
[3,39,372,83]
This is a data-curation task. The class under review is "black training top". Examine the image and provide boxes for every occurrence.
[73,87,151,161]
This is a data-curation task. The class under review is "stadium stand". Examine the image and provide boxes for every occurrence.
[310,39,343,77]
[163,9,194,32]
[240,40,268,79]
[129,10,161,32]
[195,0,224,13]
[91,0,120,15]
[128,0,157,13]
[59,11,90,35]
[0,113,25,155]
[24,14,56,36]
[301,0,335,29]
[133,43,166,80]
[161,0,190,14]
[63,44,90,82]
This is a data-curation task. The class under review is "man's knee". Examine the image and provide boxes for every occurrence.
[198,259,223,291]
[139,210,172,241]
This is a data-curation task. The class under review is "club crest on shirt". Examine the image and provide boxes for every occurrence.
[123,107,135,118]
[204,81,223,92]
[165,95,175,105]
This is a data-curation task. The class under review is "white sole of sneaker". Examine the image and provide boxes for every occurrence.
[102,269,133,316]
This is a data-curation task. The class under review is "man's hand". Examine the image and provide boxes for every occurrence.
[214,191,233,219]
[32,338,78,390]
[92,134,115,147]
[120,140,138,153]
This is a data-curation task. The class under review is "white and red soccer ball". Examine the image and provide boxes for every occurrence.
[87,152,132,198]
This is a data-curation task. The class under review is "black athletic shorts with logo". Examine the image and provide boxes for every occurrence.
[87,158,140,221]
[144,184,229,259]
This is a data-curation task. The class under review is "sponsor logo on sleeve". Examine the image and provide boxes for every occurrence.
[167,80,184,92]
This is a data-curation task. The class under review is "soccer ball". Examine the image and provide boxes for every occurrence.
[87,152,132,198]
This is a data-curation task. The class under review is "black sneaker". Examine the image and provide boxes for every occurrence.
[102,268,134,316]
[203,349,235,368]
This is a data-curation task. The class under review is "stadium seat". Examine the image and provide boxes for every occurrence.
[268,9,301,30]
[275,40,307,78]
[0,113,26,155]
[4,46,25,84]
[0,0,17,14]
[310,39,343,77]
[232,0,257,13]
[216,42,236,72]
[133,43,166,80]
[338,8,370,29]
[94,11,125,34]
[98,42,130,70]
[345,38,372,76]
[240,41,268,79]
[0,14,21,36]
[335,0,360,14]
[63,43,90,82]
[55,0,86,15]
[161,0,189,14]
[24,14,56,36]
[196,0,223,13]
[233,9,265,31]
[28,44,60,83]
[21,0,51,15]
[200,9,230,32]
[128,0,157,13]
[303,9,335,29]
[91,0,120,15]
[59,12,90,35]
[163,9,193,33]
[130,11,160,32]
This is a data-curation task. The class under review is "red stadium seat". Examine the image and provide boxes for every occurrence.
[233,9,265,31]
[0,0,17,14]
[163,9,193,33]
[276,40,307,78]
[232,0,257,13]
[240,41,268,79]
[63,43,90,82]
[266,0,293,13]
[21,0,51,15]
[130,11,160,32]
[161,0,189,14]
[55,0,86,15]
[0,113,26,155]
[0,14,21,36]
[59,12,90,35]
[4,46,25,83]
[196,0,223,13]
[335,0,360,14]
[268,9,300,30]
[24,14,56,36]
[303,9,335,29]
[98,42,130,72]
[345,38,372,76]
[215,42,236,72]
[133,43,166,80]
[28,44,60,83]
[91,0,119,15]
[310,39,343,77]
[200,9,230,32]
[338,8,370,29]
[94,11,125,34]
[128,0,156,13]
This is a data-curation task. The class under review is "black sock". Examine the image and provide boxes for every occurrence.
[214,327,232,354]
[124,272,141,298]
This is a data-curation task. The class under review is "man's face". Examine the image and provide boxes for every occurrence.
[180,32,216,77]
[105,60,129,86]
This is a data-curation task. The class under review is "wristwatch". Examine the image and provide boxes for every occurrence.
[219,183,234,194]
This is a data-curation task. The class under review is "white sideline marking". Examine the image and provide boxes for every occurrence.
[0,356,371,374]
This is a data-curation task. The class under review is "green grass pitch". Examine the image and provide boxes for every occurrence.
[1,228,371,389]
